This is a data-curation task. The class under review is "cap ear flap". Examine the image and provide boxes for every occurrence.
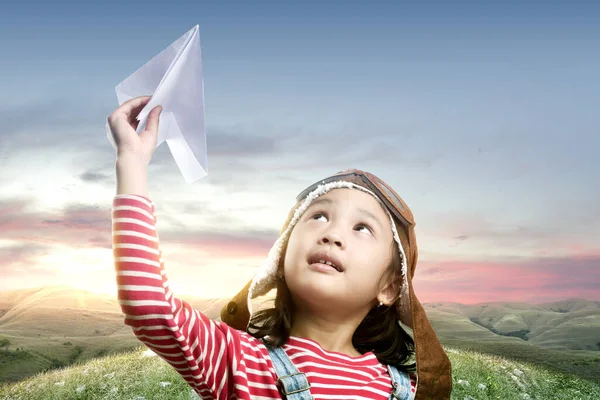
[276,243,289,280]
[275,202,298,278]
[407,225,418,280]
[220,201,300,329]
[220,279,252,330]
[280,200,301,235]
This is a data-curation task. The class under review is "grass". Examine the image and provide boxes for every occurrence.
[1,346,598,400]
[442,338,600,384]
[447,347,599,400]
[0,333,139,383]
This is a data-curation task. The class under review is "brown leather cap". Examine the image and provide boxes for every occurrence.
[221,170,452,399]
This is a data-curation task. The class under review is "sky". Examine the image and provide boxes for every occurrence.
[0,0,599,304]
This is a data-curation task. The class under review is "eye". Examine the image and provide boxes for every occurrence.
[311,212,328,222]
[355,223,373,235]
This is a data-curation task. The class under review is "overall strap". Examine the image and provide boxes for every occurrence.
[267,346,313,400]
[387,365,415,400]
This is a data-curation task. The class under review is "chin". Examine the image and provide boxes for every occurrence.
[287,278,344,309]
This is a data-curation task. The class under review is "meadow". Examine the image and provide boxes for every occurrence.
[1,286,599,398]
[1,345,598,399]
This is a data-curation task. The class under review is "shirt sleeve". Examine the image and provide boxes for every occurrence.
[112,194,245,399]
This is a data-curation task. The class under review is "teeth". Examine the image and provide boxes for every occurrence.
[317,259,337,269]
[317,260,337,269]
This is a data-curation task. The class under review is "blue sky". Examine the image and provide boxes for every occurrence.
[1,0,599,303]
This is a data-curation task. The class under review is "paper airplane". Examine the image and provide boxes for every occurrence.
[106,25,207,183]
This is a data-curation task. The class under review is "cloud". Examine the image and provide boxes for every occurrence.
[0,242,51,267]
[79,171,112,183]
[422,208,600,260]
[415,254,600,303]
[0,196,42,232]
[149,119,440,177]
[207,127,279,157]
[0,96,109,149]
[158,224,279,259]
[0,94,442,208]
[0,188,279,280]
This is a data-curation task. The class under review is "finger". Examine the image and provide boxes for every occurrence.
[108,96,152,136]
[145,105,163,136]
[126,101,149,126]
[117,95,152,117]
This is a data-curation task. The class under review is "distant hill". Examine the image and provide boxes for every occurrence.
[1,286,599,384]
[0,285,231,383]
[424,298,600,351]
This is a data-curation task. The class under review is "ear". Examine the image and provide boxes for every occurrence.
[377,281,399,306]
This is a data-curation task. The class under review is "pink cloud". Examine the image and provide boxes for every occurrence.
[413,254,600,304]
[3,195,598,304]
[0,196,277,279]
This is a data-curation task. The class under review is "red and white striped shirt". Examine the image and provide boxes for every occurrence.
[112,194,417,399]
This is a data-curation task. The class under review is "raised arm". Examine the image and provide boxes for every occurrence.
[108,97,244,399]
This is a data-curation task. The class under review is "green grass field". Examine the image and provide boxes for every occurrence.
[0,333,139,383]
[1,345,598,400]
[425,305,600,384]
[2,287,598,398]
[442,338,600,384]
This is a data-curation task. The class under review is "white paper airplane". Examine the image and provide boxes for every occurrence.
[106,25,207,183]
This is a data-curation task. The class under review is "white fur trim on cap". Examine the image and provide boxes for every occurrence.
[247,181,411,326]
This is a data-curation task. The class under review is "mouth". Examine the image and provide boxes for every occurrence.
[307,252,344,272]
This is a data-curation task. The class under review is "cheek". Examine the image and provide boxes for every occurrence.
[352,246,391,284]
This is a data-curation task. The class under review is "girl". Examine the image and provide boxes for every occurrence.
[109,96,452,399]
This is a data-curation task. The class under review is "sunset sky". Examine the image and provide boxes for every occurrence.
[1,1,599,304]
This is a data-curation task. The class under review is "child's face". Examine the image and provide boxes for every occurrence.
[283,188,396,315]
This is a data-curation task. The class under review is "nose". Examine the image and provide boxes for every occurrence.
[319,230,344,248]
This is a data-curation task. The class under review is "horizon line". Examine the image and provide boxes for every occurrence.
[1,284,597,306]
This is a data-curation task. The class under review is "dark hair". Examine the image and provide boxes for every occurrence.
[247,231,416,372]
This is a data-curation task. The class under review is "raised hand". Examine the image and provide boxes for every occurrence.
[107,95,162,166]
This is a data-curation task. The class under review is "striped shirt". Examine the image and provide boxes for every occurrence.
[112,194,417,399]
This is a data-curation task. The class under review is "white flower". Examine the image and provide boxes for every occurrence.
[159,381,173,388]
[103,372,115,379]
[110,386,119,394]
[76,385,85,393]
[54,381,65,386]
[141,349,157,357]
[457,379,470,386]
[521,394,530,399]
[477,383,487,390]
[510,374,526,389]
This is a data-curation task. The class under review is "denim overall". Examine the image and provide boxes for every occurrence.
[267,346,415,400]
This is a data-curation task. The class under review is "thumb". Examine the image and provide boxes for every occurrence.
[145,105,162,135]
[142,105,162,146]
